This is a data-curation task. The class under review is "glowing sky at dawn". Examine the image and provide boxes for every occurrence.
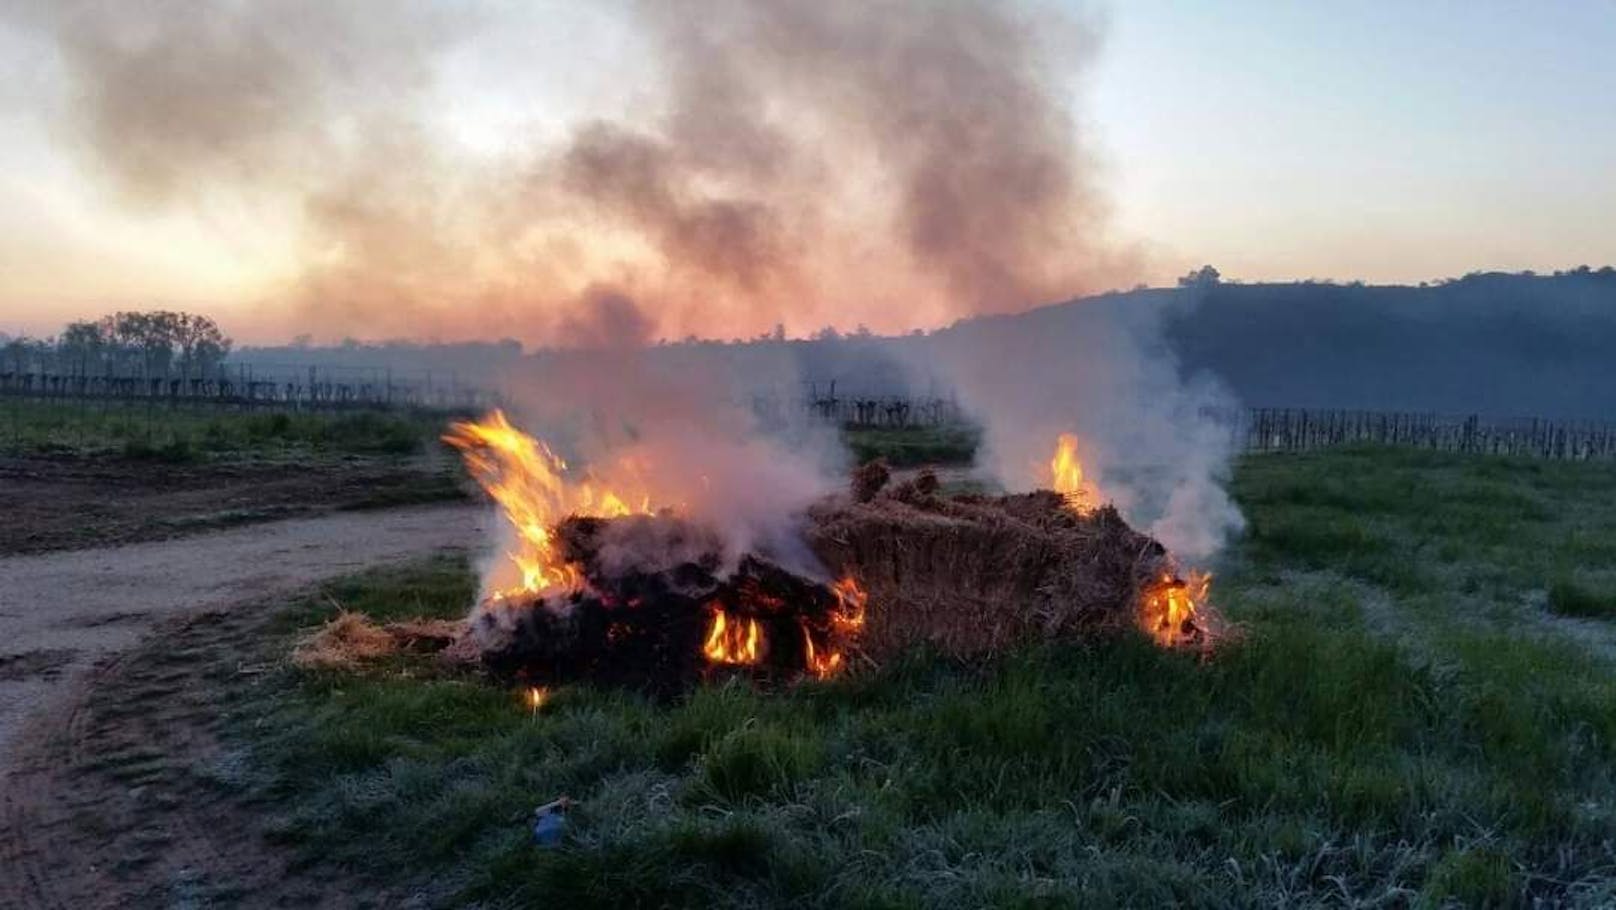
[0,1,1611,343]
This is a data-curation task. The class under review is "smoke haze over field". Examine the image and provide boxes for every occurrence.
[18,0,1130,343]
[915,296,1245,560]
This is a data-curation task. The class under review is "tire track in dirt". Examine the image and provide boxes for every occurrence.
[0,610,378,908]
[1,503,489,907]
[0,501,488,756]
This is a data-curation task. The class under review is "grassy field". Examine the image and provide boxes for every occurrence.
[842,425,979,467]
[1,398,981,465]
[0,398,458,458]
[197,447,1616,907]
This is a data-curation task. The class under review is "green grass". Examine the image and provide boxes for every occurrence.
[212,447,1616,907]
[0,398,462,457]
[843,424,979,467]
[1547,575,1616,620]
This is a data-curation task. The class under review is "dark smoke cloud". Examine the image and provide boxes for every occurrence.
[35,0,455,209]
[21,0,1131,343]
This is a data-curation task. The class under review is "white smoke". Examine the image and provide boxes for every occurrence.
[915,291,1245,562]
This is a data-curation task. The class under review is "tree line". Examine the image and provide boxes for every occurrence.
[1,311,233,380]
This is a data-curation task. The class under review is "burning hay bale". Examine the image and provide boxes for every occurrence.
[805,488,1191,659]
[467,489,1204,692]
[472,514,863,695]
[442,410,1211,696]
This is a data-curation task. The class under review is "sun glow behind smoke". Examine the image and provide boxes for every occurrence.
[18,0,1125,344]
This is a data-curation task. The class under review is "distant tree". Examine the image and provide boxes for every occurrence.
[813,325,842,341]
[3,335,33,372]
[172,312,232,379]
[96,311,175,375]
[1177,265,1221,288]
[59,320,107,375]
[66,309,233,377]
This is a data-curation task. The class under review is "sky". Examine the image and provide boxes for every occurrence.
[1,0,1612,343]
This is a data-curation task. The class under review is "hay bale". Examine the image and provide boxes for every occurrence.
[851,459,891,503]
[804,488,1167,658]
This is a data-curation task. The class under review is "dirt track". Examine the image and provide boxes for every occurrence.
[0,453,466,555]
[0,502,488,756]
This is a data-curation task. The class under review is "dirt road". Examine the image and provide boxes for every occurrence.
[0,453,466,555]
[0,502,488,755]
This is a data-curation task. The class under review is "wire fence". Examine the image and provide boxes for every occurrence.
[765,380,967,429]
[0,364,498,412]
[1237,408,1616,461]
[7,367,1616,463]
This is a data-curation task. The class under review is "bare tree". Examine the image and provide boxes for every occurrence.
[173,312,232,379]
[59,321,106,376]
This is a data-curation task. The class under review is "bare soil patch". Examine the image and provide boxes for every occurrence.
[0,502,486,754]
[0,452,466,556]
[0,607,389,909]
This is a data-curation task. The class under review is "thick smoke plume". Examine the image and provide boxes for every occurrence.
[21,0,1243,562]
[22,0,1126,342]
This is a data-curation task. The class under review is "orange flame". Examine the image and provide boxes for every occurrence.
[803,628,843,678]
[1049,432,1095,511]
[1139,570,1210,648]
[829,574,868,631]
[703,606,763,665]
[800,573,868,679]
[443,410,650,603]
[526,686,550,711]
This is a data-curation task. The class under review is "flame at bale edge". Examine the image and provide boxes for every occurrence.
[830,574,868,632]
[1046,433,1212,650]
[1139,569,1211,648]
[810,573,869,678]
[442,410,651,604]
[446,409,879,681]
[803,630,843,678]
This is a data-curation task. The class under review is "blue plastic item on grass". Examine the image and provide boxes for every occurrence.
[532,796,572,847]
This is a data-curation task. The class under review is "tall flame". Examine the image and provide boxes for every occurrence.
[1049,432,1092,510]
[443,410,649,603]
